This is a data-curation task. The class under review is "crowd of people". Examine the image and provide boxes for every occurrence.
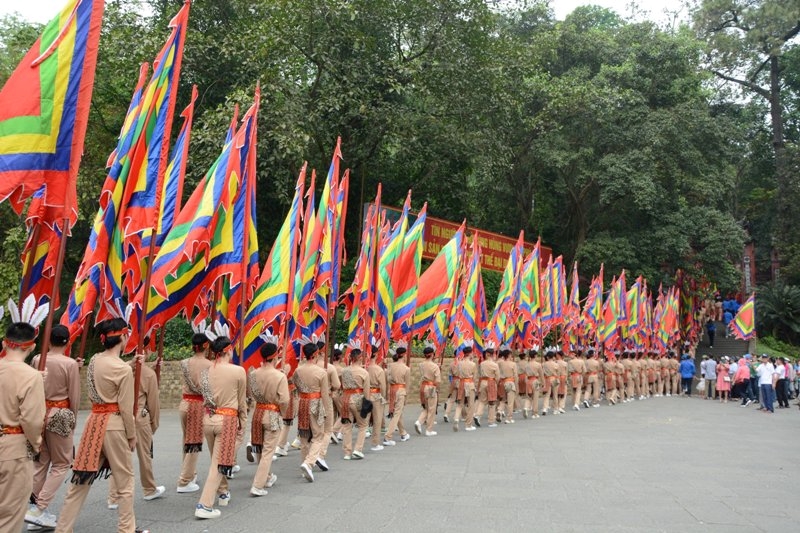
[698,353,798,412]
[2,303,797,533]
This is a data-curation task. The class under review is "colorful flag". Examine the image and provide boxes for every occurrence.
[391,203,427,338]
[241,168,305,366]
[411,221,465,338]
[486,230,524,345]
[731,293,755,341]
[514,238,541,348]
[452,230,487,352]
[0,0,104,230]
[375,191,411,343]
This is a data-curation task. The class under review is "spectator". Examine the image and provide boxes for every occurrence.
[734,354,753,406]
[774,357,790,408]
[679,354,696,396]
[716,356,731,403]
[706,319,716,349]
[714,292,723,321]
[703,356,717,400]
[749,357,760,404]
[729,357,739,399]
[756,355,775,414]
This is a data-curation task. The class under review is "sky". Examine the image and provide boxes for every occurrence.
[2,0,686,25]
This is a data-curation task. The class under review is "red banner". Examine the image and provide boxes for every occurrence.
[380,206,551,273]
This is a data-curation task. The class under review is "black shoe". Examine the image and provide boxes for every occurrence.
[443,414,450,423]
[473,416,481,428]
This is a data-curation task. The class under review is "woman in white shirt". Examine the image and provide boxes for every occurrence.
[774,357,789,408]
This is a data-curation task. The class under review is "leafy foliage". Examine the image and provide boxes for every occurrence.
[756,282,800,344]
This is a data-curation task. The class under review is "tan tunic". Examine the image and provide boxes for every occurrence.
[92,353,136,439]
[129,361,160,431]
[367,362,387,399]
[181,354,213,395]
[567,357,586,388]
[203,363,248,430]
[32,353,80,417]
[0,359,45,458]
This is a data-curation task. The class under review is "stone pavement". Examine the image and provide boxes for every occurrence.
[28,396,799,532]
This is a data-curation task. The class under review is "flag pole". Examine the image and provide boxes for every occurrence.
[237,87,258,364]
[77,311,93,362]
[37,216,70,371]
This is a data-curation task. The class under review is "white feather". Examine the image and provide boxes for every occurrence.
[7,299,20,324]
[191,320,208,335]
[124,303,135,325]
[0,306,4,322]
[20,294,36,324]
[28,302,50,329]
[347,339,362,351]
[258,329,279,345]
[394,339,408,349]
[423,340,435,350]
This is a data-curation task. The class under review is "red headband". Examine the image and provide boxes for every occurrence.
[100,327,129,343]
[3,339,36,350]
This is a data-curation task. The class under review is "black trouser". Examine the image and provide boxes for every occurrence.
[738,379,753,404]
[707,330,715,346]
[776,379,789,407]
[682,377,693,395]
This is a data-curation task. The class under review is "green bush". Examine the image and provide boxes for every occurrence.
[755,282,800,345]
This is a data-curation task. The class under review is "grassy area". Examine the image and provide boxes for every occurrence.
[754,337,797,362]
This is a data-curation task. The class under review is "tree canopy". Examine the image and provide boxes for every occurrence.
[3,0,797,306]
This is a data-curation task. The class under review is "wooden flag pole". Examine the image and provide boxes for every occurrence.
[37,216,69,371]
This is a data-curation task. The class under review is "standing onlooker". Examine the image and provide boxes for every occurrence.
[774,357,790,408]
[703,356,717,400]
[679,354,696,396]
[734,355,753,406]
[716,357,731,403]
[728,357,739,398]
[756,355,775,414]
[706,319,716,349]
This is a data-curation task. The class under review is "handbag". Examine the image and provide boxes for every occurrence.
[723,376,731,382]
[696,378,706,391]
[360,398,373,418]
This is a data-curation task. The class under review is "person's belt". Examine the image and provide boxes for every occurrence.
[369,387,381,394]
[46,399,70,409]
[501,377,514,383]
[91,403,120,414]
[0,425,23,435]
[213,407,238,417]
[461,378,474,383]
[479,377,495,381]
[343,388,363,394]
[182,394,203,402]
[390,383,406,389]
[569,372,581,377]
[300,392,322,399]
[421,381,436,387]
[256,403,280,412]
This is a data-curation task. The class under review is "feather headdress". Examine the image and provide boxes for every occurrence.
[205,320,230,342]
[7,294,49,329]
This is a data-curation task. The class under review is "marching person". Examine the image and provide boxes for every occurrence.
[1,299,46,532]
[340,341,371,460]
[56,316,138,533]
[582,349,601,408]
[476,342,500,426]
[415,342,442,436]
[194,323,247,519]
[442,351,460,424]
[366,341,387,451]
[247,332,289,496]
[317,339,340,468]
[177,323,213,493]
[293,335,331,482]
[109,342,164,507]
[604,352,619,406]
[516,350,530,417]
[555,349,568,413]
[541,348,559,415]
[330,346,346,443]
[497,345,517,423]
[567,350,586,411]
[383,341,411,444]
[453,342,478,431]
[27,324,79,529]
[526,347,544,418]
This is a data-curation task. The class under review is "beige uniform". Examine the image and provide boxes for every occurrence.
[178,354,213,487]
[197,362,247,509]
[604,360,619,404]
[567,356,586,408]
[366,361,387,447]
[498,358,518,421]
[341,364,370,456]
[293,361,330,468]
[248,365,289,489]
[110,361,160,502]
[584,357,601,405]
[0,358,45,532]
[631,357,642,398]
[615,360,626,401]
[443,359,460,421]
[477,358,500,423]
[384,360,410,440]
[416,359,441,432]
[670,357,680,395]
[541,360,559,413]
[526,358,544,416]
[57,353,136,533]
[622,357,635,401]
[455,358,478,428]
[659,357,670,395]
[30,353,80,513]
[556,358,569,411]
[319,360,340,459]
[331,362,345,435]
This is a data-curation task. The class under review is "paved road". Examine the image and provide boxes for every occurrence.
[28,396,799,532]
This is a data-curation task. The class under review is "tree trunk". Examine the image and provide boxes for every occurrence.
[769,55,789,277]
